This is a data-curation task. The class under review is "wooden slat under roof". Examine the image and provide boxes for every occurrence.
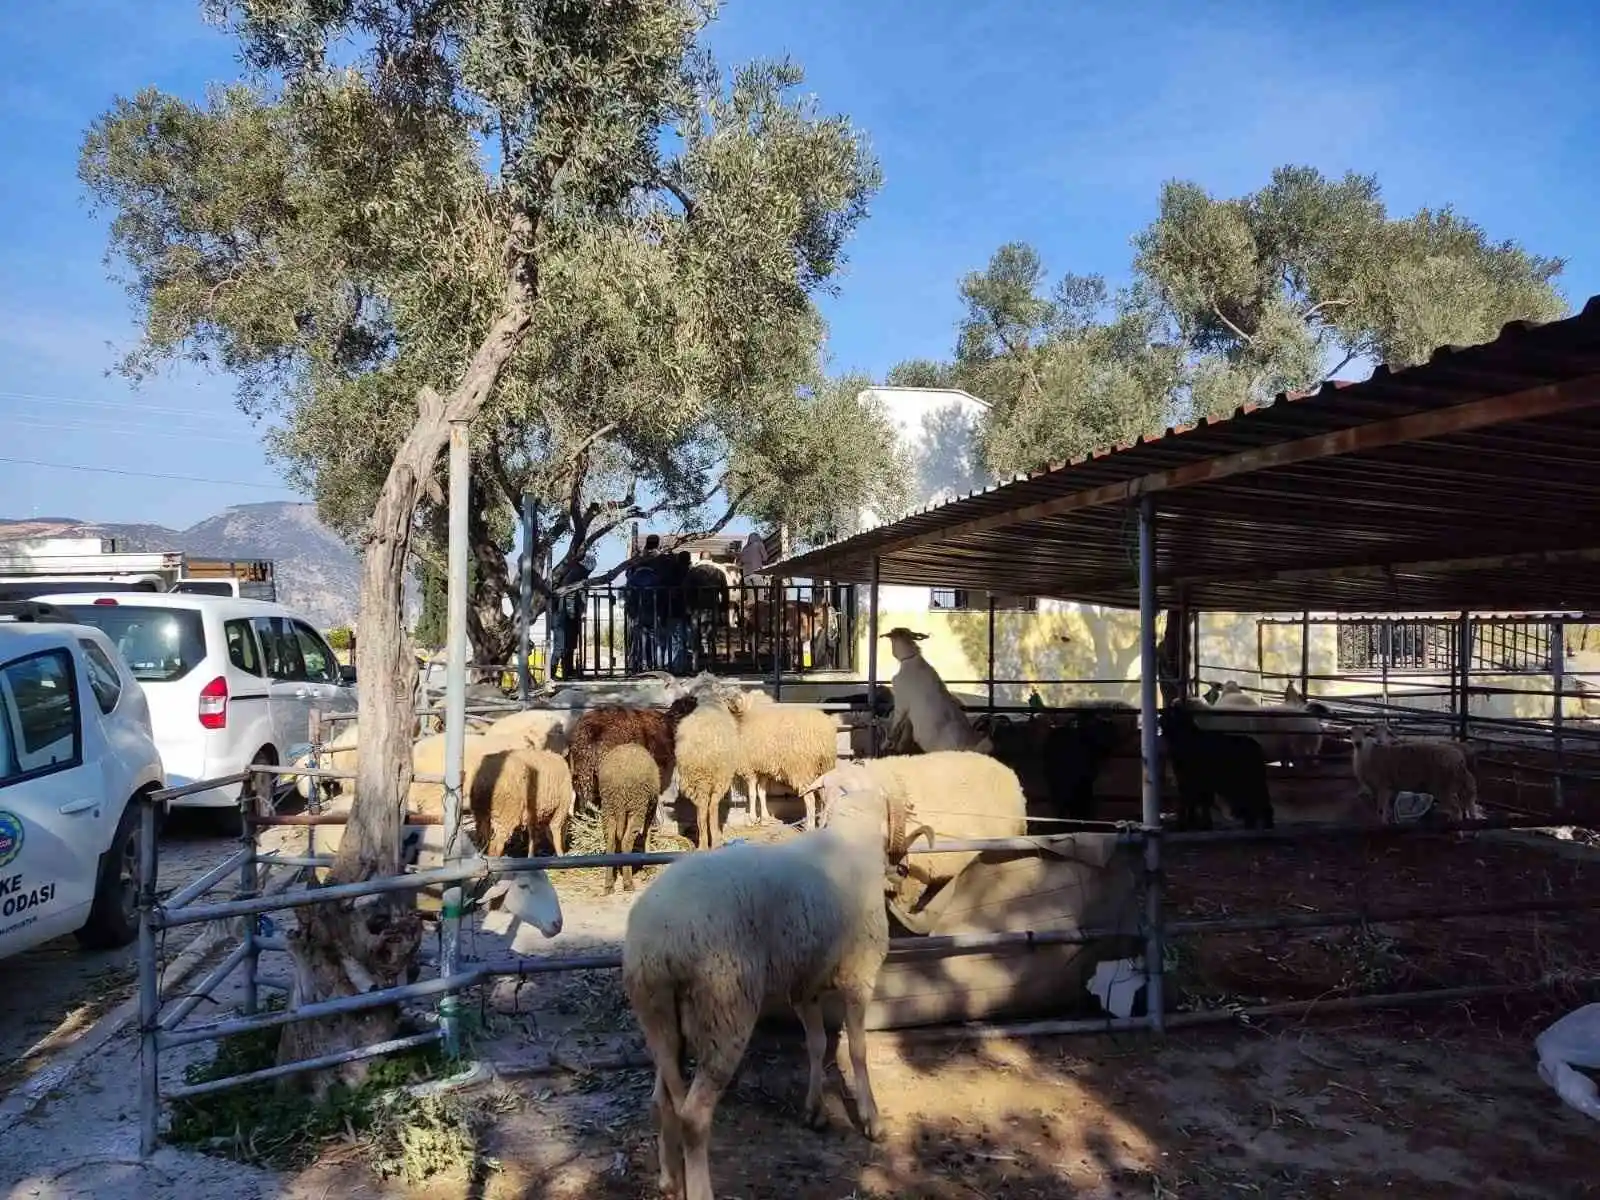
[768,298,1600,613]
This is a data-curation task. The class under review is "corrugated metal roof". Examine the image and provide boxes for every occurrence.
[770,298,1600,613]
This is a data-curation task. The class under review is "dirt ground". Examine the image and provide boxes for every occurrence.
[7,826,1597,1199]
[279,1000,1598,1200]
[274,831,1600,1200]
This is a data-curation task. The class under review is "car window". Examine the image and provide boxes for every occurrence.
[78,639,124,714]
[225,619,264,676]
[252,617,306,682]
[55,604,207,683]
[0,649,82,784]
[292,621,338,684]
[173,580,235,597]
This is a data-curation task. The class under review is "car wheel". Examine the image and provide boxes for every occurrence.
[76,798,144,950]
[214,748,277,836]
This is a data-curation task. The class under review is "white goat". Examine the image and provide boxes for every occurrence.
[882,627,992,754]
[622,770,927,1200]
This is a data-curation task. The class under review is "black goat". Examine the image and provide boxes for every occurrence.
[984,708,1129,824]
[1160,701,1274,831]
[1041,710,1127,821]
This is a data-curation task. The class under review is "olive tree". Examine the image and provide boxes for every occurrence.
[81,0,878,1082]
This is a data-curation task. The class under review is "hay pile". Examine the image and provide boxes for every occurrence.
[553,803,693,898]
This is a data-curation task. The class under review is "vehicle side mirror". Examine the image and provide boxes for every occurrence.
[339,664,357,685]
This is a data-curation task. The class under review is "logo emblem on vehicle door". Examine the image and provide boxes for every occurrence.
[0,810,22,870]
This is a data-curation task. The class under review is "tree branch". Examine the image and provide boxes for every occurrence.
[658,168,699,220]
[1300,298,1350,322]
[1210,302,1255,346]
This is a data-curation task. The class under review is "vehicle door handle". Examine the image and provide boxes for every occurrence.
[293,688,311,698]
[59,798,99,815]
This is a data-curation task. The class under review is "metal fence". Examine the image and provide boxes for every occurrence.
[133,697,1600,1155]
[548,580,856,679]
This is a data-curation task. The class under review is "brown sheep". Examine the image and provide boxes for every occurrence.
[568,696,698,814]
[599,742,667,894]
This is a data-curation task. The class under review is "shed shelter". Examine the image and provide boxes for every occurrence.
[767,299,1600,614]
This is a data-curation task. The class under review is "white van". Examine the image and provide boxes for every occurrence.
[0,604,165,958]
[33,593,357,815]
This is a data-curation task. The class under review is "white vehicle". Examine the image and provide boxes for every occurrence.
[32,592,357,817]
[0,602,165,959]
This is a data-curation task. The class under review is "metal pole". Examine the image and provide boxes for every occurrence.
[1136,495,1165,1033]
[772,577,784,700]
[137,796,160,1157]
[517,492,534,701]
[986,592,997,714]
[439,420,470,1059]
[1553,618,1566,810]
[1457,610,1471,742]
[239,771,261,1017]
[1190,609,1201,695]
[1381,619,1391,710]
[1174,600,1191,700]
[866,557,881,756]
[1299,607,1311,698]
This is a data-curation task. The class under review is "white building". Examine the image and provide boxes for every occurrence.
[852,386,1005,614]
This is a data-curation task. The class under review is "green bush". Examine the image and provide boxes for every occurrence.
[326,627,353,651]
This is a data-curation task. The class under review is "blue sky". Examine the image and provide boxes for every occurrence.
[0,0,1596,534]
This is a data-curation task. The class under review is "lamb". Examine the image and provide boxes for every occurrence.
[622,768,926,1200]
[287,721,362,802]
[568,696,698,814]
[1349,725,1481,825]
[674,696,744,849]
[804,750,1026,934]
[599,742,668,893]
[1160,700,1273,831]
[729,690,838,830]
[480,707,578,755]
[411,733,574,856]
[881,627,992,755]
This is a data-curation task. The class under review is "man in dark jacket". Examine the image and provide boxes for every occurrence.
[625,534,665,671]
[551,551,594,679]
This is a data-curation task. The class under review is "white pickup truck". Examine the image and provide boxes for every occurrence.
[0,602,165,960]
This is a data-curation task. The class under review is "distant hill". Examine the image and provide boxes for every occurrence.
[0,502,415,630]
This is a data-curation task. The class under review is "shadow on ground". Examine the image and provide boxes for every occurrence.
[283,988,1600,1200]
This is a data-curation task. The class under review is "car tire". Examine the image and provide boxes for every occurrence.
[76,798,144,950]
[213,747,277,836]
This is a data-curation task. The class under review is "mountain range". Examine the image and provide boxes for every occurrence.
[0,501,379,628]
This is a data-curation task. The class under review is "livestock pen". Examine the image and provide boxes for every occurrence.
[126,308,1600,1196]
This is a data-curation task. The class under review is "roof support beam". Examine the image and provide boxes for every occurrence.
[858,373,1600,560]
[1041,544,1600,599]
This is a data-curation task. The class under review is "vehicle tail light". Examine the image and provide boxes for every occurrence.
[93,597,118,606]
[199,675,228,729]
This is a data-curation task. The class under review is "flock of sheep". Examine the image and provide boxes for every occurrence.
[285,626,1487,1200]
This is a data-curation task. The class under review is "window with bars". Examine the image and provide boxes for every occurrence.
[929,589,1039,612]
[1334,619,1552,673]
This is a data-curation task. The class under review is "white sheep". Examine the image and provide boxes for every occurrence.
[480,707,578,755]
[805,750,1027,934]
[1350,725,1481,825]
[1195,682,1324,765]
[286,721,362,802]
[622,768,927,1200]
[411,733,573,856]
[881,627,992,754]
[730,690,838,830]
[674,697,744,849]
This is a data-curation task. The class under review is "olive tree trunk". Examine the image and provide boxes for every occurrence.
[277,288,534,1089]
